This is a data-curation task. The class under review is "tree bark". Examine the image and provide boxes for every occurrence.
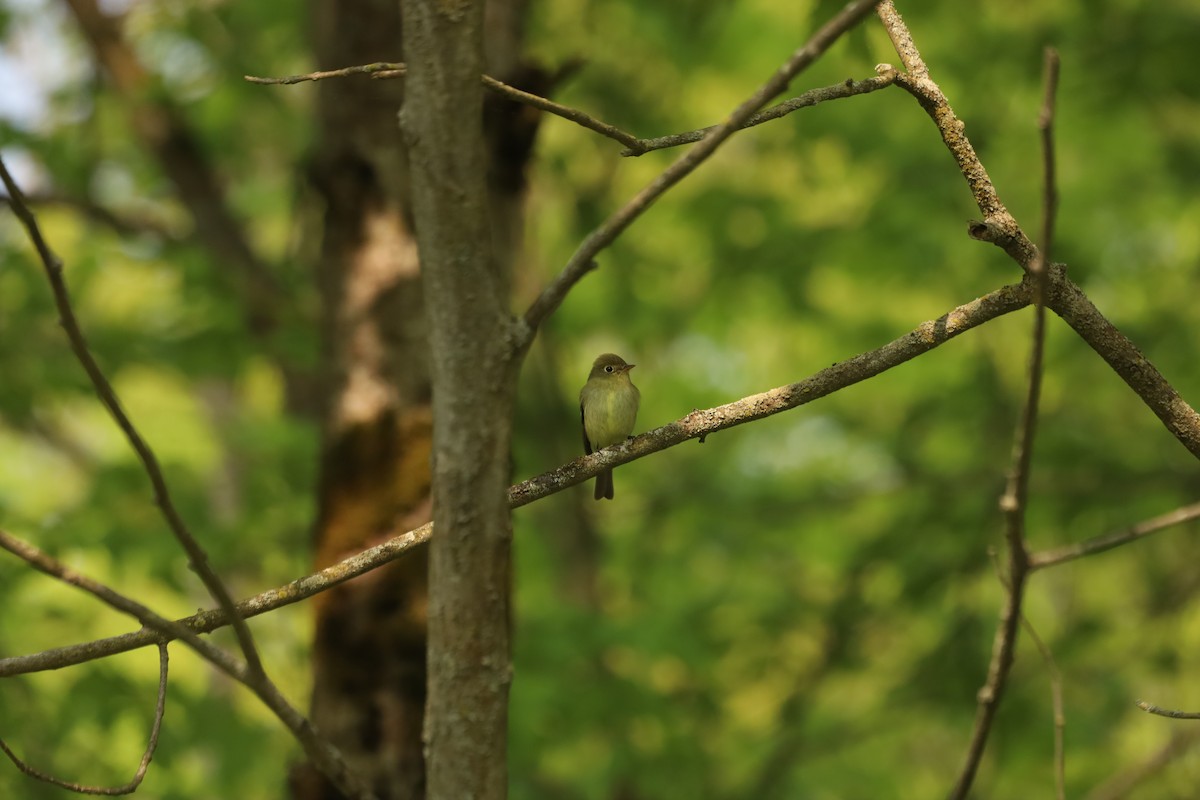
[399,1,521,797]
[296,1,537,798]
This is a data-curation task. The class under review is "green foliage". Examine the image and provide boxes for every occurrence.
[3,0,1200,798]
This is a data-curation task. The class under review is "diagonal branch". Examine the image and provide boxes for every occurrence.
[5,264,1198,679]
[1136,702,1200,721]
[876,1,1038,269]
[0,522,432,678]
[1046,276,1200,458]
[481,73,644,151]
[874,6,1200,458]
[0,643,168,796]
[0,528,375,800]
[519,0,886,340]
[515,274,1030,506]
[247,62,894,158]
[0,155,266,682]
[2,278,1031,679]
[621,72,897,155]
[1029,501,1200,570]
[246,61,646,152]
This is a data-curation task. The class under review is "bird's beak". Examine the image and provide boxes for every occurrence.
[624,364,636,372]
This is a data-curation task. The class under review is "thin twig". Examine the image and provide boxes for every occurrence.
[0,156,266,681]
[1136,702,1200,720]
[247,62,645,151]
[245,61,406,84]
[0,644,168,796]
[248,62,892,158]
[2,278,1032,678]
[0,529,376,800]
[1030,501,1200,570]
[1034,47,1061,290]
[520,0,885,340]
[950,434,1035,798]
[1022,618,1067,800]
[480,74,643,151]
[624,72,897,155]
[987,550,1066,800]
[948,42,1062,800]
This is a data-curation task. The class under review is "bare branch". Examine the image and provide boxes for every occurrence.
[0,155,266,682]
[0,528,376,800]
[0,522,432,677]
[875,1,1038,269]
[481,74,644,151]
[247,61,646,152]
[986,549,1067,800]
[623,72,897,156]
[248,61,893,158]
[950,317,1040,797]
[1047,277,1200,458]
[1030,502,1200,570]
[1022,617,1066,800]
[245,61,407,84]
[874,8,1200,456]
[0,531,232,664]
[513,275,1031,507]
[1036,47,1061,281]
[1136,702,1200,721]
[3,279,1031,678]
[4,265,1196,678]
[0,644,168,796]
[521,0,886,339]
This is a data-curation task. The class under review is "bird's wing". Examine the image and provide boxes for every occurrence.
[581,402,593,455]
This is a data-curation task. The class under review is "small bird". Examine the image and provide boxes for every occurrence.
[579,353,641,500]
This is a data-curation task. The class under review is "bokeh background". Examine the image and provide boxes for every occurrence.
[2,0,1199,797]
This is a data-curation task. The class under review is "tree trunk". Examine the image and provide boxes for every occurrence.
[399,0,519,795]
[291,2,430,798]
[294,1,537,797]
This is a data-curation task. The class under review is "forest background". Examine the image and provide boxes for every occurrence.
[1,0,1199,798]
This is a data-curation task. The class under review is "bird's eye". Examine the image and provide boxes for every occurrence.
[605,365,615,373]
